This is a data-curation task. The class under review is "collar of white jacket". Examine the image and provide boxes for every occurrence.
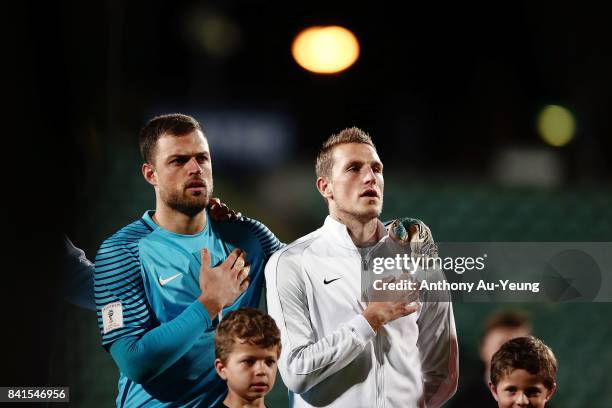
[322,215,390,251]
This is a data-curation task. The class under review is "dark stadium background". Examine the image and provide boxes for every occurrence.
[4,1,612,406]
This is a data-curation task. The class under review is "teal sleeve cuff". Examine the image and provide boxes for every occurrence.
[191,300,213,327]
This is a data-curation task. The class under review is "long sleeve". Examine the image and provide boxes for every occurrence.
[95,230,213,384]
[110,300,212,384]
[416,266,459,407]
[265,244,376,394]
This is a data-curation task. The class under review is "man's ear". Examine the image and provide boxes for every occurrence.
[316,176,333,201]
[545,382,557,401]
[488,382,499,402]
[215,358,227,380]
[142,162,157,187]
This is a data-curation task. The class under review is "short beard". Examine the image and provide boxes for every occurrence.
[336,200,383,224]
[161,186,212,217]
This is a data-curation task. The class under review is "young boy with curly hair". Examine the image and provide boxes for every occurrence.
[489,336,557,408]
[214,308,281,408]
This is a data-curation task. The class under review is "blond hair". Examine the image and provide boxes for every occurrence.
[315,127,376,178]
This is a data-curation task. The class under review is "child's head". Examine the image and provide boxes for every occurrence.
[489,336,557,408]
[214,308,281,404]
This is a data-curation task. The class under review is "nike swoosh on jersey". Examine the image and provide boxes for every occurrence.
[323,277,342,285]
[159,273,182,286]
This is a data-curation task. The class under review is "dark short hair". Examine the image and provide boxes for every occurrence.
[215,308,281,363]
[480,309,531,345]
[490,336,557,389]
[139,113,202,163]
[315,127,376,179]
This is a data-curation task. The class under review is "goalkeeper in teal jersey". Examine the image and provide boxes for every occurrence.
[94,114,282,407]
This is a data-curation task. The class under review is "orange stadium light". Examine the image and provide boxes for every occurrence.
[291,25,360,74]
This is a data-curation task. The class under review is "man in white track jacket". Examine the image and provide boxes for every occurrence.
[266,127,458,408]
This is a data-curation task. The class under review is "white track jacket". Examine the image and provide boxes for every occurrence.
[266,216,458,408]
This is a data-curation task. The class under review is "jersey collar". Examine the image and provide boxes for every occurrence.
[140,210,211,237]
[322,215,389,251]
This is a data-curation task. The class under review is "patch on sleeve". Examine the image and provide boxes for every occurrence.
[102,301,124,334]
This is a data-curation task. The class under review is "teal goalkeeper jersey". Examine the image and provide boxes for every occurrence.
[94,210,282,408]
